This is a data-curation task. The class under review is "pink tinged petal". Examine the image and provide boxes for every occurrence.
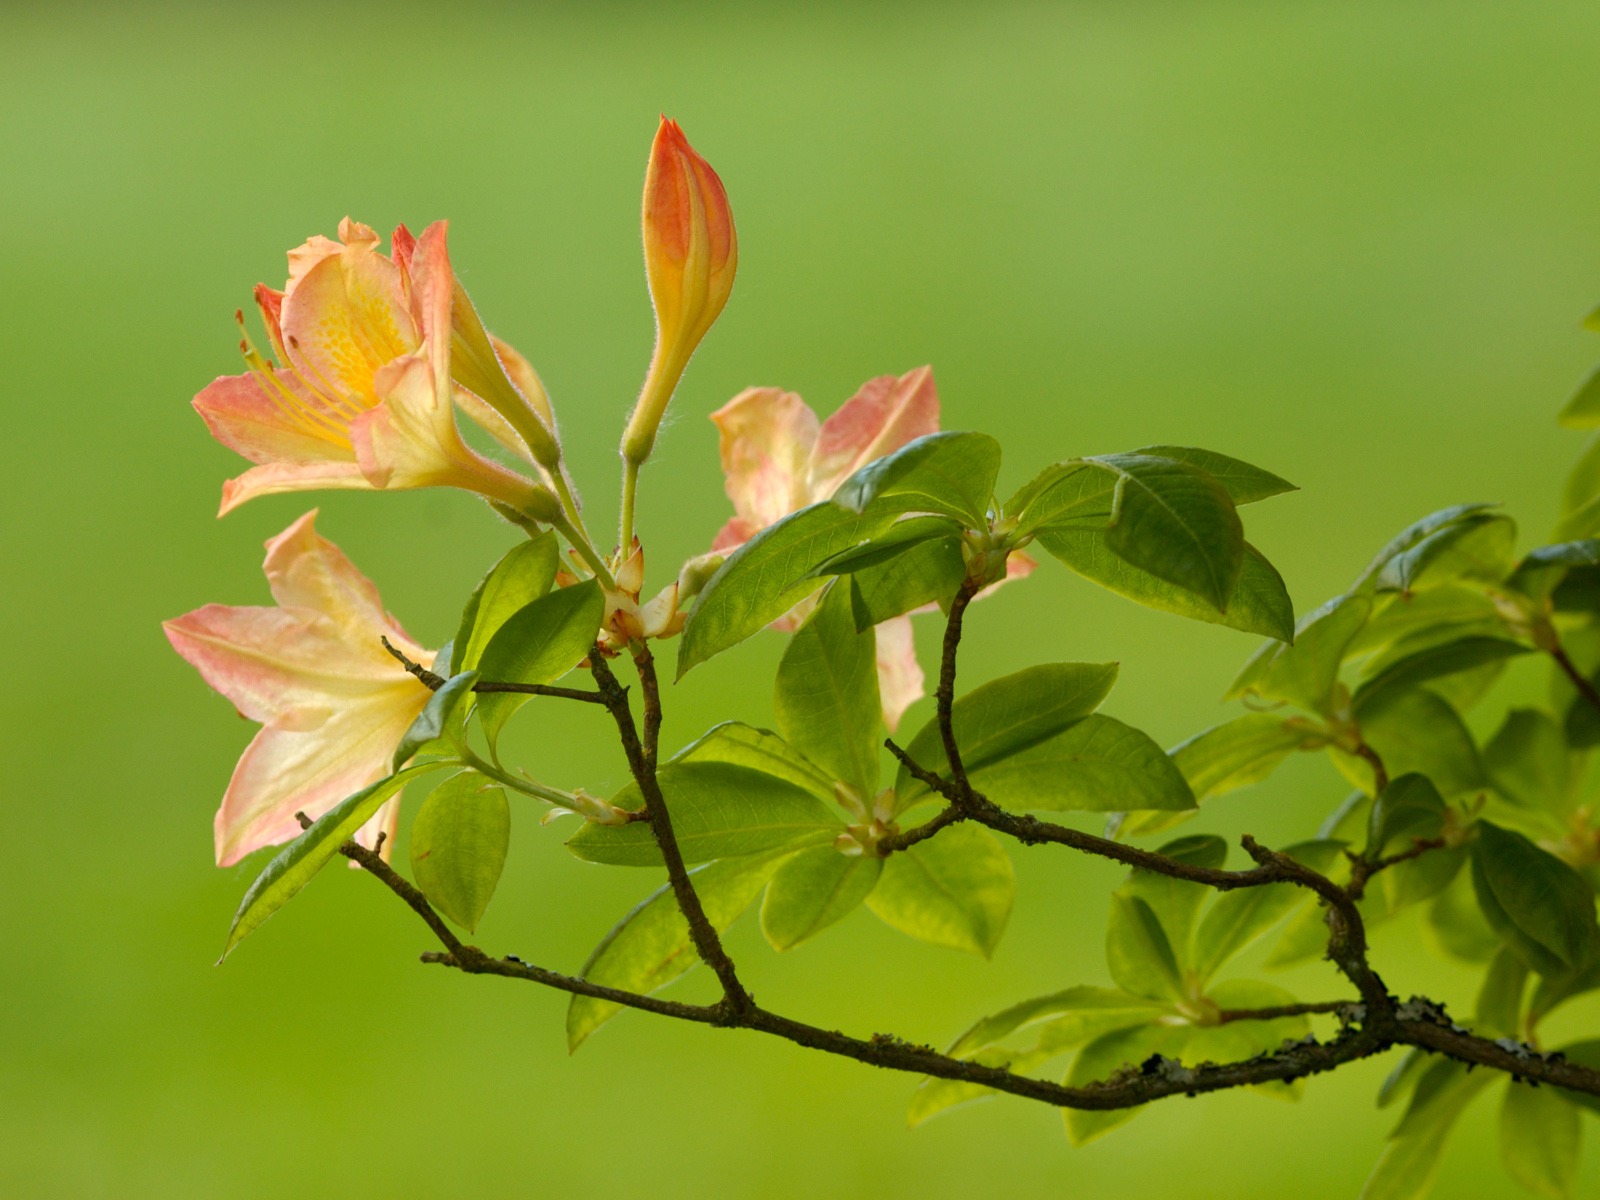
[213,690,425,866]
[710,516,761,554]
[194,372,357,465]
[279,238,415,405]
[407,222,455,394]
[217,460,373,517]
[164,604,419,727]
[284,233,344,296]
[254,285,288,359]
[807,366,941,499]
[391,223,417,277]
[874,615,926,733]
[710,387,821,532]
[261,511,429,660]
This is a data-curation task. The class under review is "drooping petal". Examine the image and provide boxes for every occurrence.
[217,460,372,517]
[212,690,424,866]
[874,614,926,733]
[807,366,940,498]
[710,387,821,536]
[164,603,413,727]
[194,372,355,465]
[260,511,427,659]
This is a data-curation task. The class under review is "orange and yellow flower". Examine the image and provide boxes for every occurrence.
[710,367,1033,730]
[164,512,437,866]
[194,220,558,519]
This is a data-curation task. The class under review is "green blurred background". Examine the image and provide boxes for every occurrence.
[6,1,1600,1195]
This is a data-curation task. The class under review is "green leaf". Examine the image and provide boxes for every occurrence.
[1132,445,1297,505]
[1191,841,1344,982]
[1036,529,1294,641]
[960,714,1196,815]
[678,502,895,677]
[830,431,1002,528]
[409,772,509,933]
[1474,948,1529,1038]
[1106,893,1184,1000]
[774,584,881,802]
[809,515,965,576]
[1552,1040,1600,1118]
[475,579,605,748]
[451,533,560,673]
[1485,708,1571,812]
[1348,585,1506,659]
[1374,513,1515,595]
[1500,1080,1581,1200]
[1121,835,1227,971]
[1063,1023,1185,1146]
[1008,459,1115,533]
[1377,1049,1430,1110]
[220,764,442,959]
[1354,504,1502,593]
[1471,821,1600,976]
[669,722,837,802]
[566,852,788,1049]
[1559,434,1600,541]
[1507,539,1600,600]
[1366,774,1446,859]
[1360,1059,1491,1200]
[1558,363,1600,429]
[1168,713,1317,803]
[948,986,1168,1058]
[392,670,477,771]
[846,536,966,630]
[893,661,1119,809]
[1087,452,1245,612]
[1353,688,1483,798]
[760,845,881,950]
[566,762,843,866]
[1228,592,1372,713]
[866,823,1014,957]
[1352,636,1531,715]
[1427,868,1501,963]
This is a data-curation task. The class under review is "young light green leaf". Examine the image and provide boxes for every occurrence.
[669,721,837,802]
[893,661,1120,808]
[1168,713,1317,804]
[1351,688,1483,798]
[1227,592,1372,713]
[475,579,605,748]
[830,431,1002,528]
[948,986,1168,1058]
[1558,364,1600,429]
[1485,708,1571,812]
[678,503,895,677]
[1366,773,1446,859]
[566,762,843,867]
[1474,948,1529,1039]
[1353,504,1502,593]
[846,536,966,630]
[1007,459,1115,533]
[451,533,560,673]
[959,714,1196,815]
[1500,1080,1580,1200]
[907,1045,1061,1127]
[1063,1023,1186,1147]
[1106,893,1185,1001]
[1427,868,1501,963]
[1035,530,1294,642]
[567,853,789,1049]
[1374,513,1515,595]
[409,772,509,933]
[1087,452,1245,612]
[392,670,477,771]
[1132,446,1297,505]
[760,845,882,950]
[1121,835,1227,972]
[221,764,443,959]
[1471,821,1600,976]
[1377,1049,1430,1111]
[1352,636,1530,715]
[1188,979,1314,1100]
[866,823,1014,957]
[1360,1059,1492,1200]
[775,584,880,802]
[1558,434,1600,540]
[1191,840,1343,982]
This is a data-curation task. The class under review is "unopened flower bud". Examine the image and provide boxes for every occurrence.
[622,118,737,467]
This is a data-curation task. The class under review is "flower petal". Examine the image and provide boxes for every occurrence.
[194,372,353,465]
[217,460,372,517]
[213,694,423,866]
[710,387,820,536]
[874,614,926,733]
[807,366,941,498]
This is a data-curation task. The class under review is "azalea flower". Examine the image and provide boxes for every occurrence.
[164,511,437,867]
[710,366,1032,730]
[194,219,558,520]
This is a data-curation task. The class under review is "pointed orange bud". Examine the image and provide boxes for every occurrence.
[622,117,738,467]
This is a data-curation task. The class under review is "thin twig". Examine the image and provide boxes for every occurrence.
[1551,643,1600,717]
[472,681,608,704]
[380,636,446,691]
